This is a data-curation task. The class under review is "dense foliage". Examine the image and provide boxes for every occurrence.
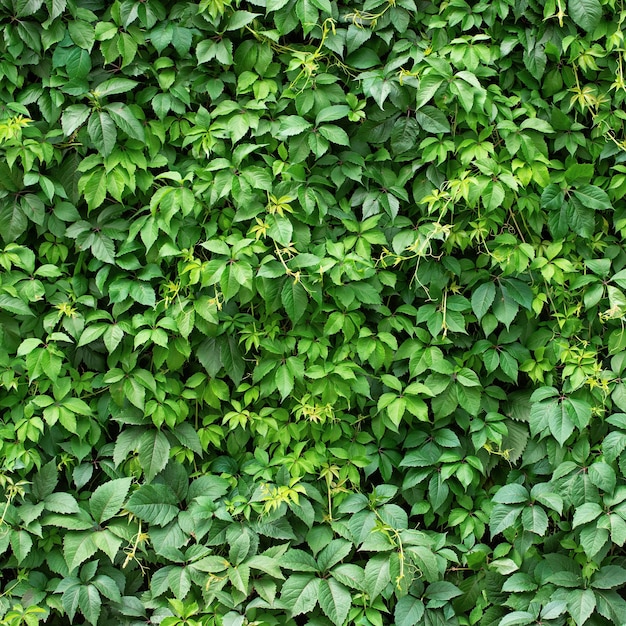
[2,0,626,624]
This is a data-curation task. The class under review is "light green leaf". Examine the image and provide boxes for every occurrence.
[318,578,351,626]
[281,279,308,324]
[125,484,179,526]
[567,588,596,626]
[280,574,320,616]
[364,554,391,599]
[394,595,425,626]
[64,532,98,571]
[138,430,171,483]
[89,477,132,523]
[104,102,146,141]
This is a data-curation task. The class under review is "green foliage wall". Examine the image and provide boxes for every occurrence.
[2,0,626,624]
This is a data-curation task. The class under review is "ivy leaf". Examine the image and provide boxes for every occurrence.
[280,574,320,616]
[87,111,117,157]
[64,532,99,572]
[394,595,425,626]
[568,0,602,32]
[104,102,146,141]
[318,578,352,626]
[566,588,596,626]
[364,554,391,599]
[126,484,179,526]
[415,106,450,134]
[89,477,132,524]
[138,430,171,483]
[281,279,308,324]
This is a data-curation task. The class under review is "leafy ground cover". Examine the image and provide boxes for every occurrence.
[2,0,626,624]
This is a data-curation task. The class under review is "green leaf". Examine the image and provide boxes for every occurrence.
[490,504,523,537]
[89,477,132,523]
[579,525,609,558]
[364,554,391,599]
[391,117,419,153]
[61,104,90,136]
[572,502,603,527]
[10,530,33,563]
[32,460,59,500]
[280,574,320,616]
[415,74,445,110]
[567,588,596,626]
[424,580,462,601]
[568,0,602,32]
[126,484,179,526]
[592,565,626,589]
[415,106,450,134]
[318,124,351,146]
[104,102,146,141]
[471,283,496,321]
[0,202,28,243]
[87,111,117,157]
[281,279,308,324]
[394,595,425,626]
[138,430,171,482]
[44,492,80,514]
[64,532,98,571]
[318,578,351,626]
[268,214,293,245]
[567,198,595,238]
[79,584,102,626]
[498,612,535,626]
[80,168,108,211]
[493,483,528,504]
[277,116,313,139]
[93,77,139,97]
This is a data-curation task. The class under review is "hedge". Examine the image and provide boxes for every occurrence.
[1,0,626,624]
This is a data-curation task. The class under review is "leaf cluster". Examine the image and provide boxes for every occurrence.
[1,0,626,625]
